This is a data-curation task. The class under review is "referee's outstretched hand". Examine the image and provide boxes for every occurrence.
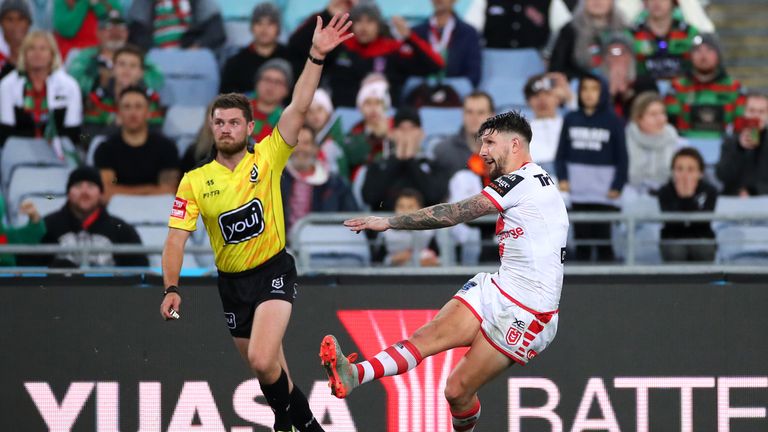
[311,12,354,56]
[160,293,181,320]
[344,216,390,233]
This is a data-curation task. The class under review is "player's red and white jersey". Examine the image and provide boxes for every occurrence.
[481,162,569,312]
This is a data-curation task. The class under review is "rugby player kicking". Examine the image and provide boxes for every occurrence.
[320,111,569,432]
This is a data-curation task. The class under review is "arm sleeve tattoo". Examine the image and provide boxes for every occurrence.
[388,193,498,230]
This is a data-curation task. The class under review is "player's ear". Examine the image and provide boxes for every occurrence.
[246,120,255,137]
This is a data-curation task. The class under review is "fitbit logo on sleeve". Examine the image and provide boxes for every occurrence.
[218,199,265,244]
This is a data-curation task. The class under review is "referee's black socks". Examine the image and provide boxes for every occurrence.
[260,369,292,431]
[290,385,324,432]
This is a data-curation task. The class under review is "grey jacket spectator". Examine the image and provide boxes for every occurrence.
[127,0,225,50]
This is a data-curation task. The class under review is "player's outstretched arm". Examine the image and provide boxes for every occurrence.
[160,228,191,320]
[344,193,498,232]
[278,13,353,146]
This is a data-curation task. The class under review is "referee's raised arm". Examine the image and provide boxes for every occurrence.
[277,13,353,146]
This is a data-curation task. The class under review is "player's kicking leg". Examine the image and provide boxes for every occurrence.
[320,298,481,398]
[443,331,513,432]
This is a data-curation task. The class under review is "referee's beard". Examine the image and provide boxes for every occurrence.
[215,136,248,157]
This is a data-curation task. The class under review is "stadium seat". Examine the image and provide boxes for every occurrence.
[1,137,73,190]
[683,137,721,166]
[85,135,107,166]
[335,107,362,133]
[481,48,544,86]
[107,194,175,226]
[480,76,528,107]
[715,225,768,264]
[419,107,463,136]
[291,223,370,268]
[7,165,71,218]
[135,225,200,268]
[619,192,662,264]
[147,48,220,106]
[163,105,208,156]
[224,20,252,48]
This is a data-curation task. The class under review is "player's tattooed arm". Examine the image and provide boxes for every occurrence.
[388,193,498,230]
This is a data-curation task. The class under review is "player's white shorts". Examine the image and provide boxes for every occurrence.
[453,272,559,365]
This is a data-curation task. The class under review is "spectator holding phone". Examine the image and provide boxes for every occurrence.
[716,92,768,196]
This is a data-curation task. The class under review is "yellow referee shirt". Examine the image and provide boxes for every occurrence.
[168,128,293,273]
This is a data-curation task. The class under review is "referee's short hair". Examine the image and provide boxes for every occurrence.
[477,110,532,145]
[211,93,254,123]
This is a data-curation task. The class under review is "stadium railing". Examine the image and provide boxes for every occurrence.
[2,210,768,276]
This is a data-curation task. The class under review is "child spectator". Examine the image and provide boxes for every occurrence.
[525,73,571,174]
[658,147,717,262]
[381,189,440,267]
[344,75,393,178]
[556,73,628,262]
[306,88,349,177]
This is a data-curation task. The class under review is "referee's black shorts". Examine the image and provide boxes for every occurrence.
[216,249,298,338]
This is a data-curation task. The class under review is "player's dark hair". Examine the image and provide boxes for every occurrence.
[118,84,150,104]
[210,93,253,123]
[477,110,532,144]
[671,147,705,172]
[113,44,145,68]
[396,188,425,208]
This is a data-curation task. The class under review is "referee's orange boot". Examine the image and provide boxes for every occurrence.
[319,335,359,398]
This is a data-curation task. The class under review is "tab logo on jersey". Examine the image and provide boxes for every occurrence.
[250,163,259,183]
[488,174,523,197]
[171,197,187,219]
[218,199,265,244]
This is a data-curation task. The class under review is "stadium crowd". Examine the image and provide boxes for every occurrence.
[0,0,766,268]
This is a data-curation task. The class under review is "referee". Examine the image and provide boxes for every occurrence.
[160,14,354,432]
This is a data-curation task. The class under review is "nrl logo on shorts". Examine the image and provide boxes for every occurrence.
[250,163,259,183]
[272,276,284,289]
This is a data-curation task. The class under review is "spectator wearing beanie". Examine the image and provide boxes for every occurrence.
[220,3,290,94]
[306,88,350,177]
[250,58,292,142]
[344,75,393,178]
[322,3,444,107]
[0,0,32,79]
[665,33,745,138]
[23,166,149,267]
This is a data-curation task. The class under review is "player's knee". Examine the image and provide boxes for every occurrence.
[247,350,280,379]
[444,374,471,407]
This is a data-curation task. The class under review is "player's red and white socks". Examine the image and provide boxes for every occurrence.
[355,340,423,384]
[451,399,481,432]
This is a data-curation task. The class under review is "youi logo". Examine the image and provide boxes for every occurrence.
[218,199,265,244]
